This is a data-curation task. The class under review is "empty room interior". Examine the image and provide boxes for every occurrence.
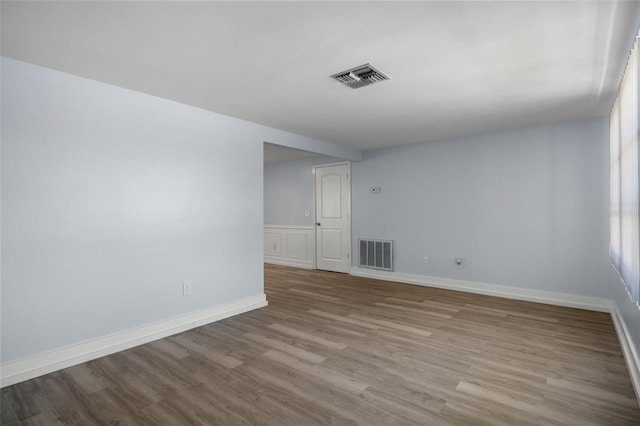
[3,1,640,425]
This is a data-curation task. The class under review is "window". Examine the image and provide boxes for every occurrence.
[610,35,640,306]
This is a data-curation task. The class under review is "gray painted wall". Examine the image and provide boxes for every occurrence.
[351,119,611,298]
[264,156,339,226]
[0,58,345,363]
[265,119,612,299]
[1,58,261,362]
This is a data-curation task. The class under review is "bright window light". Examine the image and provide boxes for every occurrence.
[610,33,640,307]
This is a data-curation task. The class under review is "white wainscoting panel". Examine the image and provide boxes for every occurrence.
[264,225,315,269]
[264,231,282,257]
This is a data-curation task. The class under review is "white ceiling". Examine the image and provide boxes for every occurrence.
[3,1,640,153]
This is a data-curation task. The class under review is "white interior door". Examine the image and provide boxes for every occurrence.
[314,163,351,273]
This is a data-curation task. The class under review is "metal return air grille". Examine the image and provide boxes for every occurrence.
[331,63,390,89]
[359,239,393,271]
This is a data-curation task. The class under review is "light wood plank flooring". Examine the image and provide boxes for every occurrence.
[2,264,639,425]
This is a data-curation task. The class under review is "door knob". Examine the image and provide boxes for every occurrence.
[316,222,321,226]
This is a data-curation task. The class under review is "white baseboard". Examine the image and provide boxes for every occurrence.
[611,303,640,404]
[0,293,267,388]
[350,267,611,312]
[264,257,314,269]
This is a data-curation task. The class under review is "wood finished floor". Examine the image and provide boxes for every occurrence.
[2,264,639,425]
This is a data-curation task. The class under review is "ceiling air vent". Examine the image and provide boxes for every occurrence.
[331,63,390,89]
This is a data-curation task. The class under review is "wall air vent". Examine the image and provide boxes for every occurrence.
[359,238,393,271]
[331,63,390,89]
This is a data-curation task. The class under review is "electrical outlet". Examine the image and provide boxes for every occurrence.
[423,256,429,264]
[183,281,192,296]
[455,258,463,268]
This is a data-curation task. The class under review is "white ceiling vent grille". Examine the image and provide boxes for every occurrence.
[331,63,390,89]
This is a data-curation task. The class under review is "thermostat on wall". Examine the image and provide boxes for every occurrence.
[370,186,381,194]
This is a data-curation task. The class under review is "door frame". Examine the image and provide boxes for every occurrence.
[312,161,352,271]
